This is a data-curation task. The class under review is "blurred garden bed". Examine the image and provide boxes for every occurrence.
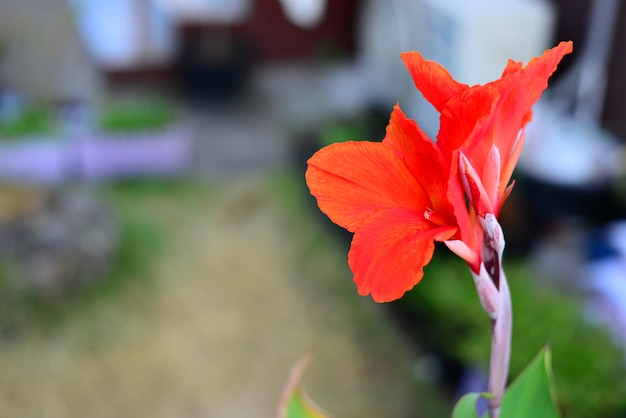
[0,99,192,183]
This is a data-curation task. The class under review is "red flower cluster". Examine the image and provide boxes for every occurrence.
[306,42,572,302]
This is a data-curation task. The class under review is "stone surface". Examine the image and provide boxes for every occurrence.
[0,187,119,297]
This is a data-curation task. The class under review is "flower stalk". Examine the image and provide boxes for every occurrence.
[470,213,511,418]
[488,266,512,418]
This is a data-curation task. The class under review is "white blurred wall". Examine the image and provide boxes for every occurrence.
[67,0,177,69]
[356,0,555,137]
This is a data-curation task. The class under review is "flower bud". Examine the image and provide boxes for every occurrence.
[471,264,501,320]
[480,213,505,256]
[459,152,494,217]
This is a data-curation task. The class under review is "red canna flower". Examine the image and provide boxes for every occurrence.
[305,42,572,303]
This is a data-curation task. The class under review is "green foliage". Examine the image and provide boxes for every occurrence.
[500,348,559,418]
[286,394,327,418]
[318,119,371,147]
[454,349,559,418]
[0,104,55,140]
[453,392,486,418]
[399,253,626,418]
[317,109,388,148]
[278,357,331,418]
[98,98,176,133]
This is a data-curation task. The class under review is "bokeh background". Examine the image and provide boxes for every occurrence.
[0,0,625,417]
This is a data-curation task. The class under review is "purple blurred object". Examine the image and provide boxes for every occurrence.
[0,126,193,183]
[80,126,193,180]
[0,138,75,183]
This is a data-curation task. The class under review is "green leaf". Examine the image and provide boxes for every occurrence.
[500,347,560,418]
[452,392,490,418]
[285,387,330,418]
[278,356,332,418]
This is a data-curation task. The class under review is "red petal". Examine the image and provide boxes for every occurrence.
[436,85,499,164]
[498,132,524,211]
[445,240,480,272]
[486,41,573,175]
[442,42,572,210]
[400,51,468,112]
[459,152,494,217]
[383,105,434,154]
[501,59,523,78]
[483,144,501,209]
[382,106,454,218]
[447,150,483,268]
[348,209,457,302]
[306,141,430,232]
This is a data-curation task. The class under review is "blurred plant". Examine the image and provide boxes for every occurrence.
[277,356,331,418]
[0,103,55,140]
[317,109,387,148]
[98,98,176,134]
[284,42,574,417]
[318,120,370,148]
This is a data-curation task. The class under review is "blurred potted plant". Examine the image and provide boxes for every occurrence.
[0,43,71,183]
[80,98,192,180]
[0,103,72,183]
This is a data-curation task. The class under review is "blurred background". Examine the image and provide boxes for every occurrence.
[0,0,624,416]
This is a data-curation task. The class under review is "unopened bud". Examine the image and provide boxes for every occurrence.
[480,213,505,256]
[459,152,494,217]
[471,264,500,319]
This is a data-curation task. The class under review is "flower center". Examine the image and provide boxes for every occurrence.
[423,208,449,227]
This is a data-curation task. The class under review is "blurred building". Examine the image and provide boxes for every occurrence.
[0,0,103,105]
[1,0,624,140]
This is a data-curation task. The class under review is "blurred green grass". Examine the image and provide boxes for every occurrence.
[0,174,441,417]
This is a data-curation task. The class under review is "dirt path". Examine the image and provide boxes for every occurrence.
[0,176,428,417]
